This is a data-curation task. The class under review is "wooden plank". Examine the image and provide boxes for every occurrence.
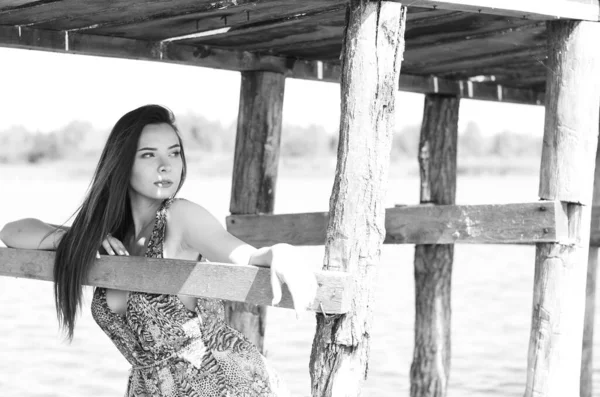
[0,0,47,12]
[224,71,285,353]
[0,0,212,26]
[525,20,600,397]
[410,94,458,397]
[406,45,546,76]
[309,3,406,395]
[0,247,351,313]
[182,7,346,52]
[87,1,347,41]
[397,0,600,21]
[226,201,569,247]
[404,22,546,71]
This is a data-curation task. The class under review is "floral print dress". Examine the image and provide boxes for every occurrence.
[91,198,289,396]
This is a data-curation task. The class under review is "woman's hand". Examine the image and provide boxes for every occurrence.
[97,233,129,259]
[269,244,318,319]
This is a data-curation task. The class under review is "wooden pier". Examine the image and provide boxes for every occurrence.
[0,1,599,396]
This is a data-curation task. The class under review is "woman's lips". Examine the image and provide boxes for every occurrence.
[154,181,173,188]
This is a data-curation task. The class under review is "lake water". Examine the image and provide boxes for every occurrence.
[1,162,599,396]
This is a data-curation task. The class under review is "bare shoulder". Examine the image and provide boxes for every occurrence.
[166,198,228,256]
[168,198,211,218]
[166,198,216,231]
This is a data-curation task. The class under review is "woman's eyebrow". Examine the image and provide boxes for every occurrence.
[137,144,181,152]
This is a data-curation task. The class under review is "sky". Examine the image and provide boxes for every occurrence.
[0,47,545,137]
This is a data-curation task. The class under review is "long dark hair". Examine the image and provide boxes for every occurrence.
[54,104,187,340]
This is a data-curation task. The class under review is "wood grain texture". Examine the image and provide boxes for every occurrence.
[581,120,600,397]
[309,3,406,396]
[398,0,600,21]
[230,71,284,215]
[92,2,347,42]
[525,20,600,397]
[0,0,217,27]
[404,22,546,70]
[225,71,285,354]
[0,248,351,313]
[227,201,569,246]
[538,21,600,205]
[0,0,52,12]
[410,94,458,397]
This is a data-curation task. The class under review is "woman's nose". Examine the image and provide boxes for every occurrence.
[158,161,171,173]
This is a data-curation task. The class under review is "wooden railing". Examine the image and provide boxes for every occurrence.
[227,201,571,247]
[0,248,352,314]
[3,200,597,316]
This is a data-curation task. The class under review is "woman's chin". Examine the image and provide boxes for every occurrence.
[142,188,175,200]
[154,190,175,199]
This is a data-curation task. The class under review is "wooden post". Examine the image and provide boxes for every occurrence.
[410,94,459,397]
[581,119,600,397]
[226,70,285,355]
[309,2,407,396]
[525,20,600,397]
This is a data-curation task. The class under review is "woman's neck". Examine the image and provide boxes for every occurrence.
[128,193,163,239]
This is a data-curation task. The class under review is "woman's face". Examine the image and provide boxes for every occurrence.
[129,123,183,201]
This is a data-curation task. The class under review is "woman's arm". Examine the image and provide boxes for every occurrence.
[170,199,317,314]
[0,218,67,250]
[0,219,128,258]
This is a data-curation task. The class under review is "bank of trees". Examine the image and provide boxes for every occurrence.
[0,115,540,166]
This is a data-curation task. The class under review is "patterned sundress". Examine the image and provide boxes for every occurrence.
[91,198,289,396]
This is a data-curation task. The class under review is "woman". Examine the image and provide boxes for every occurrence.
[0,104,317,396]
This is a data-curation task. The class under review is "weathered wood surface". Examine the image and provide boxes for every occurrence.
[1,0,597,33]
[410,94,459,397]
[0,248,352,313]
[224,70,285,354]
[581,121,600,397]
[229,71,284,215]
[525,20,600,397]
[309,2,406,396]
[539,30,600,205]
[400,0,600,21]
[0,0,595,91]
[227,201,569,246]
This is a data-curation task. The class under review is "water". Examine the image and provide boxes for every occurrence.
[1,163,599,396]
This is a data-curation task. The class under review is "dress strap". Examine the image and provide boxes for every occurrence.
[144,197,177,259]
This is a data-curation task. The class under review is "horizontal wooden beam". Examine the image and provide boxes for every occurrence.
[227,201,569,246]
[0,24,544,105]
[399,0,600,21]
[0,248,352,314]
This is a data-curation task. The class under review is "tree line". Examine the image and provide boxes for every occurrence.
[0,114,541,164]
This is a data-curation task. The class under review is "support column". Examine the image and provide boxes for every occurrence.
[226,70,285,355]
[410,95,459,397]
[525,20,600,397]
[581,120,600,397]
[309,2,407,396]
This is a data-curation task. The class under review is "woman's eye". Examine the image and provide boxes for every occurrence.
[170,151,181,157]
[141,152,154,158]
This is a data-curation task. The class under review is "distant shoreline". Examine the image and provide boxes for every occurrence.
[0,151,540,181]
